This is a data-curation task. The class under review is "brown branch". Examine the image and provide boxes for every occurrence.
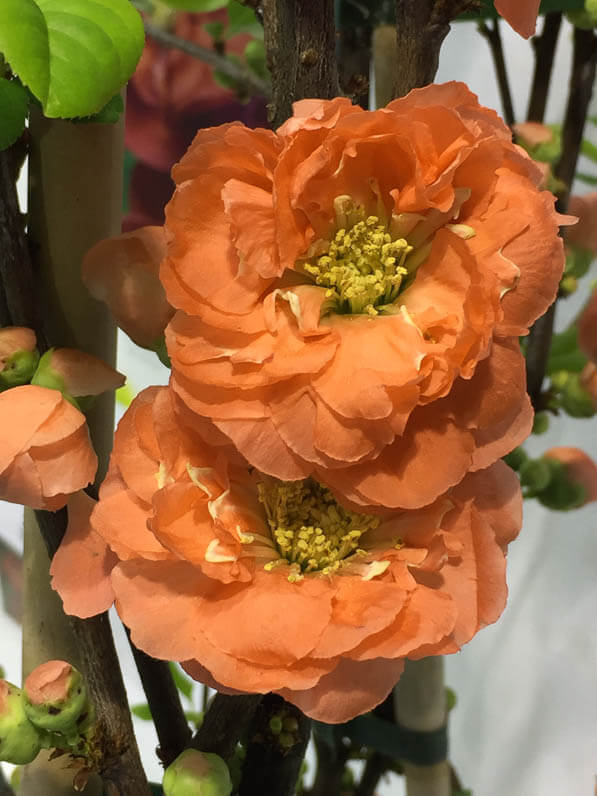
[525,27,597,408]
[34,510,150,795]
[355,753,390,796]
[261,0,340,128]
[143,20,271,100]
[0,145,45,341]
[393,0,476,98]
[478,20,515,126]
[527,13,562,123]
[190,693,262,762]
[126,632,192,767]
[238,694,311,796]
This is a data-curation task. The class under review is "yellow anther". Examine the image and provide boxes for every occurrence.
[258,478,380,578]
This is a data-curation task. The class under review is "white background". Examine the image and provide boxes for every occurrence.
[1,18,596,795]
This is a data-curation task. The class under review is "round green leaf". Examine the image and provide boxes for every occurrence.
[0,0,144,119]
[0,78,29,150]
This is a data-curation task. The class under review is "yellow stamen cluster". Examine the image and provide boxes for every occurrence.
[303,212,413,315]
[258,479,380,578]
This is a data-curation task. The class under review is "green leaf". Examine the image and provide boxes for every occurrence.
[131,703,153,721]
[160,0,227,9]
[76,92,124,124]
[227,0,262,38]
[204,20,225,41]
[581,138,597,163]
[169,662,194,702]
[0,0,144,118]
[0,78,29,150]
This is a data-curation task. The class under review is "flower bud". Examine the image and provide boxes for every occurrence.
[532,412,550,435]
[0,680,43,765]
[0,327,39,389]
[503,447,528,471]
[560,373,595,418]
[31,348,124,404]
[541,447,597,509]
[519,458,552,492]
[162,749,232,796]
[567,0,597,29]
[23,661,90,737]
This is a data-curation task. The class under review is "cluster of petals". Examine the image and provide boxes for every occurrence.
[52,386,522,722]
[0,330,124,510]
[0,385,98,510]
[159,82,566,510]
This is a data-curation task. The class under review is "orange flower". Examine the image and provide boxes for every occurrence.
[544,447,597,506]
[82,226,174,349]
[494,0,540,38]
[52,386,521,723]
[159,83,565,509]
[0,385,97,510]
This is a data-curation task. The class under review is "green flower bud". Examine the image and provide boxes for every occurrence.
[162,749,232,796]
[503,447,528,471]
[23,661,90,737]
[520,458,552,492]
[532,412,550,435]
[0,680,43,765]
[537,458,587,511]
[0,349,40,390]
[269,715,283,735]
[560,274,578,296]
[561,373,595,418]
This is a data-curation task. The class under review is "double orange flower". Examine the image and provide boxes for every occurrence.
[56,82,566,721]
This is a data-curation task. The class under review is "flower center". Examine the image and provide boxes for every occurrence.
[303,207,413,316]
[258,478,380,577]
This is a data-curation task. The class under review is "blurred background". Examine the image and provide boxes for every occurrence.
[1,12,596,795]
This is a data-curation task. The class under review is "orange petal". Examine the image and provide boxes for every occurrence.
[495,0,540,38]
[50,492,117,618]
[277,657,405,724]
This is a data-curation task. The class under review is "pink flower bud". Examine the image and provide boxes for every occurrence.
[544,447,597,506]
[24,661,90,736]
[32,348,125,399]
[162,749,232,796]
[0,327,36,367]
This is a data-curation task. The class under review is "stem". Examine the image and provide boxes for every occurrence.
[238,694,311,796]
[33,510,150,795]
[527,13,562,123]
[190,693,262,762]
[394,658,450,796]
[261,0,340,128]
[0,145,43,336]
[143,20,271,100]
[308,734,350,796]
[525,27,597,408]
[354,753,390,796]
[393,0,475,98]
[337,5,372,107]
[478,20,515,126]
[373,25,398,109]
[126,633,192,767]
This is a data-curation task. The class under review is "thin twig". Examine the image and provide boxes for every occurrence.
[143,20,271,99]
[190,693,262,761]
[478,19,515,126]
[355,753,391,796]
[527,12,562,123]
[308,733,350,796]
[525,27,597,407]
[126,631,192,767]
